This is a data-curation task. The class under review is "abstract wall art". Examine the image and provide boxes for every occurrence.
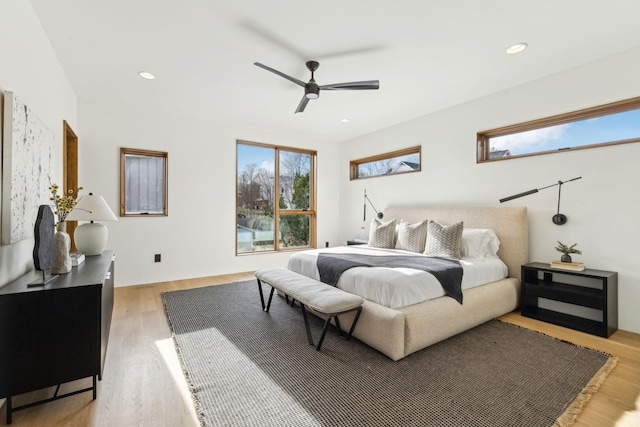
[1,91,55,245]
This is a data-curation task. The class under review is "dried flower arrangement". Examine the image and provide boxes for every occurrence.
[49,184,84,223]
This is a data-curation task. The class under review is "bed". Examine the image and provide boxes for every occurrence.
[287,206,528,361]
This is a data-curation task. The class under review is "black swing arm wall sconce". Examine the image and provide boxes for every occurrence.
[499,176,582,225]
[363,189,384,221]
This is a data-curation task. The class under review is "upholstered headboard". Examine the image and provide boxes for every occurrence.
[384,206,528,280]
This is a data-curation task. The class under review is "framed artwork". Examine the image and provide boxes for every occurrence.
[1,91,55,245]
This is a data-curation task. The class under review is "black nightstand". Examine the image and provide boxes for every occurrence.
[347,239,367,245]
[521,262,618,337]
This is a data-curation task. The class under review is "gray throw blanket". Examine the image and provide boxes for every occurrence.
[317,253,464,304]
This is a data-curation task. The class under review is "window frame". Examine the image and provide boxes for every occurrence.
[349,145,421,180]
[477,96,640,163]
[119,147,168,217]
[236,140,317,255]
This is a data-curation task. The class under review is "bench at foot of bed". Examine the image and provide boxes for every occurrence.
[255,267,364,351]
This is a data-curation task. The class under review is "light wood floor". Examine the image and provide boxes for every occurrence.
[2,272,639,426]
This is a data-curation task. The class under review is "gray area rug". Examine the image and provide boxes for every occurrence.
[162,280,617,427]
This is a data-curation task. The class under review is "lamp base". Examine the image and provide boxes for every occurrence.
[74,222,108,256]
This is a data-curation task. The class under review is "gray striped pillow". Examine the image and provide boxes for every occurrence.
[395,219,428,253]
[368,218,396,248]
[424,220,463,258]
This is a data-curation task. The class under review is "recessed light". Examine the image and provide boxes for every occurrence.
[138,71,156,80]
[506,43,528,55]
[340,118,350,123]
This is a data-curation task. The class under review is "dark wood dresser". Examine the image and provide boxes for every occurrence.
[0,250,114,424]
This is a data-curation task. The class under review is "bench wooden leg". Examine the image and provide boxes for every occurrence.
[299,304,315,346]
[257,279,276,312]
[333,307,362,341]
[316,317,333,351]
[345,306,362,340]
[257,279,265,310]
[265,287,275,312]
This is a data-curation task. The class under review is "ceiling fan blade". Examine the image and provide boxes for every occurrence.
[320,80,380,90]
[295,96,310,114]
[254,62,305,87]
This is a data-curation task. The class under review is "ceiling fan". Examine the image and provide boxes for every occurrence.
[254,60,380,113]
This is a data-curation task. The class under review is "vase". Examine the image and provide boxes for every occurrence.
[560,254,572,263]
[51,222,72,274]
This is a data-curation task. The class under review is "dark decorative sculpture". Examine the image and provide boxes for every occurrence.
[30,205,58,286]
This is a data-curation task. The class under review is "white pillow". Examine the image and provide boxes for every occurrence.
[460,228,500,258]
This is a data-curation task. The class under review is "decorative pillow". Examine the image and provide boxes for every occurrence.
[424,221,463,258]
[368,218,396,249]
[460,228,500,258]
[395,219,428,253]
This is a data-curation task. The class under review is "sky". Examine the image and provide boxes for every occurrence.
[491,109,640,155]
[237,144,274,173]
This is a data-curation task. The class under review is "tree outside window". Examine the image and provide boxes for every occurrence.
[236,141,316,254]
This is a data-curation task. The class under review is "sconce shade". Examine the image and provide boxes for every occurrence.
[66,194,117,255]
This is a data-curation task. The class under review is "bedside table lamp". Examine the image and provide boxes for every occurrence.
[66,193,118,256]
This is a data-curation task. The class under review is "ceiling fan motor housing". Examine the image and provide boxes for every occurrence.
[305,82,320,99]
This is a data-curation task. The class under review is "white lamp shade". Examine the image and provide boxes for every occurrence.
[74,222,108,256]
[66,194,118,222]
[66,194,117,256]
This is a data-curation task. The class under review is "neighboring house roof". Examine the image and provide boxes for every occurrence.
[489,149,511,159]
[386,161,420,175]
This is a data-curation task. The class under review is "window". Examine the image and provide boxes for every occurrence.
[350,146,421,180]
[120,148,168,216]
[236,140,316,254]
[477,96,640,163]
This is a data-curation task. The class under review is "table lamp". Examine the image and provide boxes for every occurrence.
[66,193,118,255]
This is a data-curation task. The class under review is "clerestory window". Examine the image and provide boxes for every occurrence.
[477,96,640,163]
[350,146,421,180]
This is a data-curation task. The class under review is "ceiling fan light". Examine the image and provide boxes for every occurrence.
[305,93,319,99]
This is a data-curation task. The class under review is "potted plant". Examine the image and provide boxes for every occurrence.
[555,241,582,263]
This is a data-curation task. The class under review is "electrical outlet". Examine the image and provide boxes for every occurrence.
[154,254,161,262]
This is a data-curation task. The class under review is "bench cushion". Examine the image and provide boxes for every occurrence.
[256,268,364,315]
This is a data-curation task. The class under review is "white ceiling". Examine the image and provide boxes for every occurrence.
[29,0,640,142]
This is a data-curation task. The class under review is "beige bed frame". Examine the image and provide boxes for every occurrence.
[336,206,528,361]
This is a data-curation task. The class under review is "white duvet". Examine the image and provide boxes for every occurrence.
[287,245,508,309]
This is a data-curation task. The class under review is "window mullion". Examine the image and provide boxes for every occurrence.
[274,148,281,251]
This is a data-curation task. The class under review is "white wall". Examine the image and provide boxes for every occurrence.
[3,1,638,334]
[77,100,341,287]
[339,46,640,334]
[0,1,77,286]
